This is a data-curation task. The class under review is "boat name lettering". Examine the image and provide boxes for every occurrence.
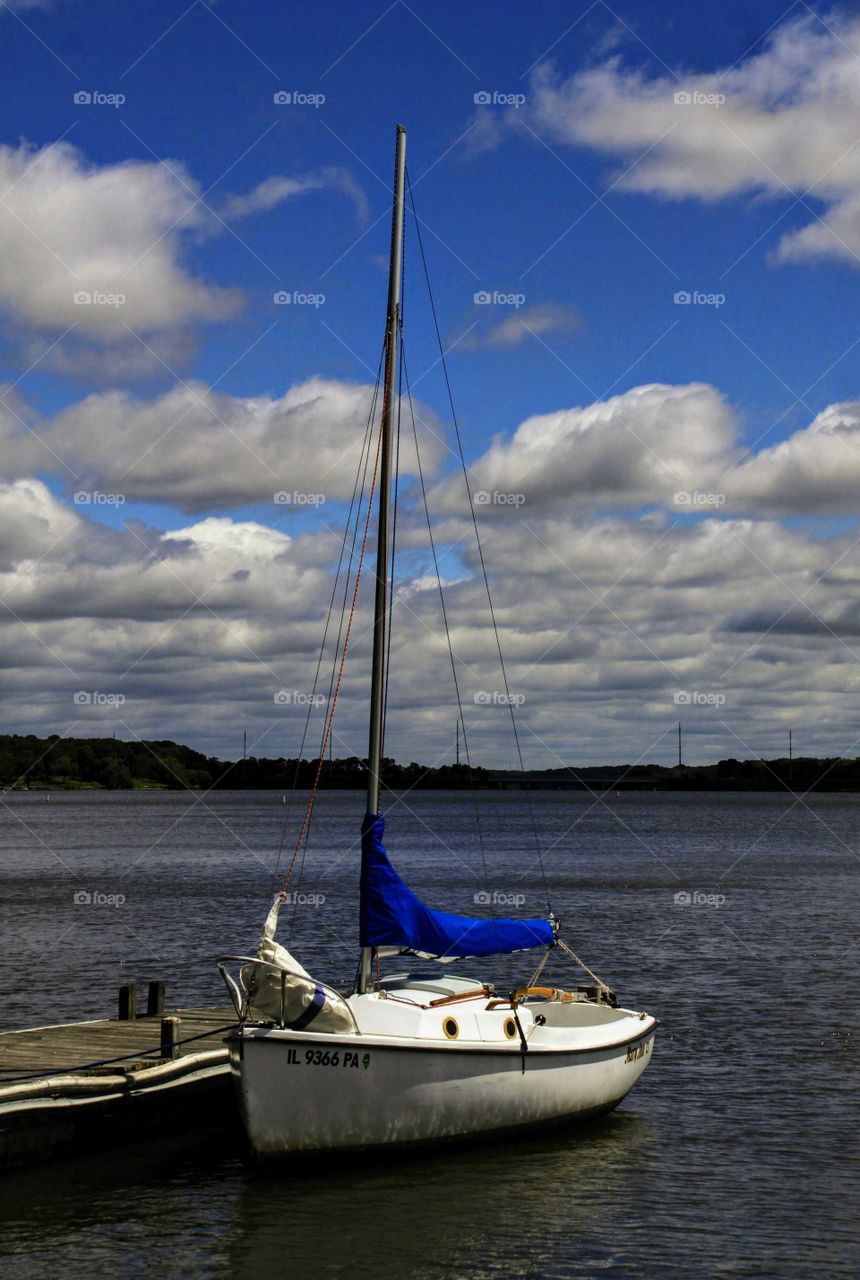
[625,1039,651,1064]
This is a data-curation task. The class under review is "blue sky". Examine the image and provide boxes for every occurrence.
[7,0,856,464]
[2,0,860,767]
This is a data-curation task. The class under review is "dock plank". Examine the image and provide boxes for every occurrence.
[0,1007,236,1076]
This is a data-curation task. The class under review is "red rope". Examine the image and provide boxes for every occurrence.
[279,420,384,899]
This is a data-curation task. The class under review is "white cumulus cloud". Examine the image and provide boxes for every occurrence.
[512,13,860,266]
[444,382,737,512]
[0,141,241,339]
[0,141,366,374]
[0,375,445,512]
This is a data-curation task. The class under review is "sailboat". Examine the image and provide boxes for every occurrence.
[217,125,656,1158]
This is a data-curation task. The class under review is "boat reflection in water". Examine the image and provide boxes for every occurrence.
[227,1112,655,1280]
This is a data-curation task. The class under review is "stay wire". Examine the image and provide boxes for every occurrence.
[302,342,384,771]
[318,360,384,742]
[405,166,552,915]
[272,342,384,892]
[285,364,385,944]
[278,416,384,904]
[400,339,497,920]
[285,372,385,945]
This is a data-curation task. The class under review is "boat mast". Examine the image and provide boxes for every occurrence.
[359,123,406,994]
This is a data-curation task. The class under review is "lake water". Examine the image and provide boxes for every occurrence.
[0,788,857,1278]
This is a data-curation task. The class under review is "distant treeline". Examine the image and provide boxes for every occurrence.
[1,733,860,793]
[0,734,483,792]
[527,758,860,792]
[0,734,217,791]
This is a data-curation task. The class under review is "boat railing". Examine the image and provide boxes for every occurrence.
[215,955,361,1034]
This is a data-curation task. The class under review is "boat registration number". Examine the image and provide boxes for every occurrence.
[625,1039,651,1064]
[282,1048,371,1069]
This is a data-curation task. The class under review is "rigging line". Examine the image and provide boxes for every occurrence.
[406,166,551,915]
[527,948,551,988]
[556,937,610,991]
[285,369,385,940]
[400,339,496,920]
[273,342,385,888]
[291,195,399,909]
[318,359,385,737]
[282,416,382,906]
[285,368,385,944]
[295,341,384,780]
[309,356,384,782]
[292,379,378,805]
[279,413,385,900]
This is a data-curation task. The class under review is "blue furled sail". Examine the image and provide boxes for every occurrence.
[359,814,555,960]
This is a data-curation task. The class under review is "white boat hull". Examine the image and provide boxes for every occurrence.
[229,1018,656,1157]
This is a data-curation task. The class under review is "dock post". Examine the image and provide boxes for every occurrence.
[146,980,166,1017]
[118,983,137,1021]
[161,1016,181,1060]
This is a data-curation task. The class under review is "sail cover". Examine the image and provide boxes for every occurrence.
[243,896,355,1033]
[360,814,555,960]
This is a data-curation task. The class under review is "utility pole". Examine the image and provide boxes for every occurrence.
[789,728,793,787]
[456,719,460,767]
[678,721,682,769]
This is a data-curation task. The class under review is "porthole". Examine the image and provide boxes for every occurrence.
[442,1016,459,1040]
[503,1017,518,1040]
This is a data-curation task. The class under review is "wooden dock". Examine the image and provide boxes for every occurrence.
[0,994,238,1170]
